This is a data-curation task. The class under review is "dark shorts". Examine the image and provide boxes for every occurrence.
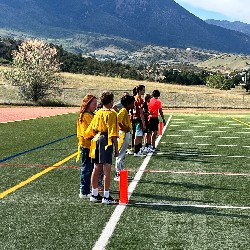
[94,134,113,164]
[143,118,150,133]
[149,117,159,132]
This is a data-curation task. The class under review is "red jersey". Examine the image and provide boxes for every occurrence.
[148,98,162,117]
[133,95,144,118]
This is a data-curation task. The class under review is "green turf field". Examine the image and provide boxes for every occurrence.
[1,112,250,249]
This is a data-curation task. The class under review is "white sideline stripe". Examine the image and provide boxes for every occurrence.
[220,137,240,139]
[207,131,226,133]
[170,124,180,126]
[198,120,210,122]
[194,135,212,138]
[230,124,243,126]
[196,144,212,146]
[201,123,216,125]
[168,134,183,137]
[192,125,205,128]
[218,127,230,129]
[92,115,173,250]
[135,202,250,210]
[172,121,186,124]
[217,145,237,147]
[237,132,250,134]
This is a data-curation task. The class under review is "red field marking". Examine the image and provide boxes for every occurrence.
[0,107,79,123]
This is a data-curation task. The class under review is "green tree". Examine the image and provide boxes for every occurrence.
[206,73,232,90]
[4,39,62,102]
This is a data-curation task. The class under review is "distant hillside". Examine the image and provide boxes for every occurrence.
[206,19,250,37]
[197,54,250,73]
[0,0,250,54]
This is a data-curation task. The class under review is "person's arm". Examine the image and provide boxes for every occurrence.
[139,107,146,129]
[112,136,119,157]
[159,108,166,125]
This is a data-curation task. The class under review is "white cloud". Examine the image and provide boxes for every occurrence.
[175,0,250,23]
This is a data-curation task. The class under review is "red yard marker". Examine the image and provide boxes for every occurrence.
[119,170,128,204]
[159,121,163,135]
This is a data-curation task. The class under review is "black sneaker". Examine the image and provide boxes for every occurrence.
[90,193,102,202]
[102,195,117,204]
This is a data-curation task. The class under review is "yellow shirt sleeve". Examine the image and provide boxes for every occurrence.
[118,108,132,131]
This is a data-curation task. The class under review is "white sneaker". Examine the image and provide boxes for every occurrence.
[134,151,146,157]
[79,193,91,199]
[102,195,117,204]
[114,175,120,181]
[126,149,134,155]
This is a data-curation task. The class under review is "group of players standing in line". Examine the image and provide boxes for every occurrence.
[77,85,166,204]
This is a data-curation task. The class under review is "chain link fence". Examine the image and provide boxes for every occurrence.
[1,81,250,109]
[61,87,250,109]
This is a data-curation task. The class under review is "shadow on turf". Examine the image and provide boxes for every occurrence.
[128,201,250,219]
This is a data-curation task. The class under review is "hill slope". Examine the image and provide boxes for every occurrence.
[0,0,250,54]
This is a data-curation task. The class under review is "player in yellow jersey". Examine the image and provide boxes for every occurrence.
[85,92,119,204]
[114,95,135,181]
[77,94,97,198]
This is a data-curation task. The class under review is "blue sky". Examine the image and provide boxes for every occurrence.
[174,0,250,24]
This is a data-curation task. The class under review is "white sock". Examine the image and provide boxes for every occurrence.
[92,188,98,196]
[103,190,109,198]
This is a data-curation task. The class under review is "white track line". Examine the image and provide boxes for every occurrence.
[135,202,250,210]
[92,115,173,250]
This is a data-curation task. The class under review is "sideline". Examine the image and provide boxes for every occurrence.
[0,134,76,163]
[92,114,173,250]
[0,152,77,199]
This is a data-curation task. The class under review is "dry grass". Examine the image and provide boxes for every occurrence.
[61,72,250,108]
[1,68,250,108]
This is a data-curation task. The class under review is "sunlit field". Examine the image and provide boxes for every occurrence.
[1,111,250,249]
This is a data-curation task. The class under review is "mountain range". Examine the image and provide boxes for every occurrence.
[0,0,250,54]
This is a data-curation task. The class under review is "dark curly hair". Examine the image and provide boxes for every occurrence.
[100,91,114,105]
[121,95,135,108]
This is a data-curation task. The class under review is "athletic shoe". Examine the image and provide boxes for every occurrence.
[114,175,120,181]
[134,149,146,157]
[126,149,134,155]
[128,175,133,180]
[90,193,102,202]
[79,193,91,199]
[102,195,117,204]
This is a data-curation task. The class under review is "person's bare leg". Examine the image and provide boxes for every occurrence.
[91,163,102,189]
[103,163,111,191]
[151,131,157,148]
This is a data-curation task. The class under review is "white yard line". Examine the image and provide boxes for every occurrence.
[135,202,250,210]
[92,115,173,250]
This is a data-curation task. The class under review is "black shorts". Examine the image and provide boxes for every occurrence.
[149,117,159,132]
[143,118,150,133]
[94,134,113,164]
